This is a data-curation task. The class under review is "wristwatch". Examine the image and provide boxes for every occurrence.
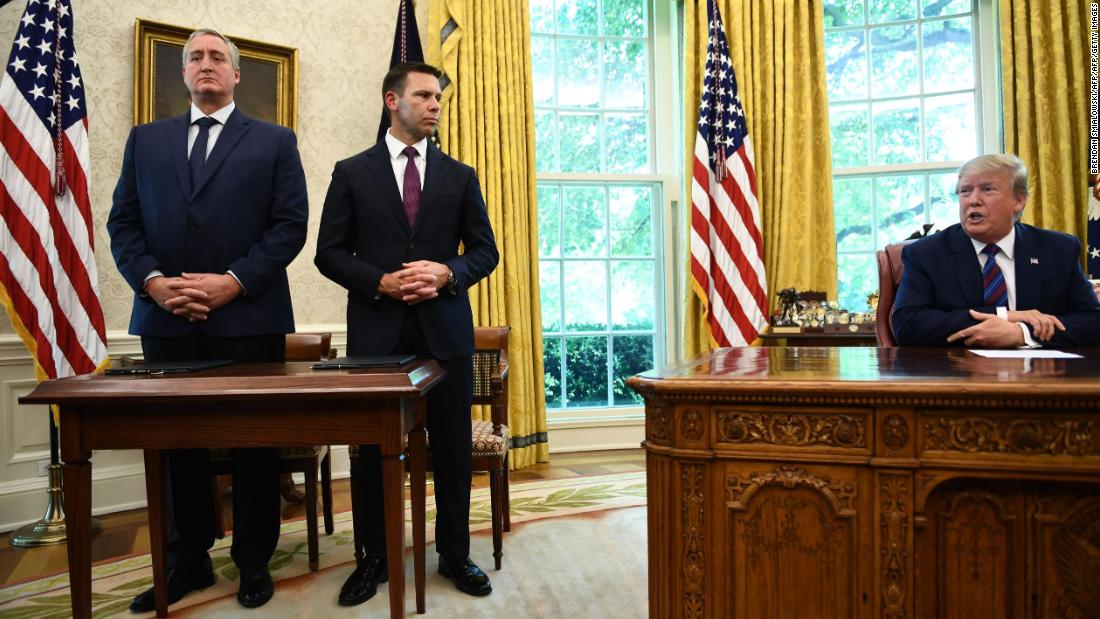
[446,269,458,294]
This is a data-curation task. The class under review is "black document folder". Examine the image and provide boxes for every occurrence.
[311,354,416,370]
[104,359,233,375]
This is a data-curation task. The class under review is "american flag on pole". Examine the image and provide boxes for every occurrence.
[0,0,107,381]
[689,0,767,348]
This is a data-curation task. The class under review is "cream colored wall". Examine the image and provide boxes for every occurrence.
[0,0,429,531]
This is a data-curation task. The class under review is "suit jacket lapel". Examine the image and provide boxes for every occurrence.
[362,143,411,235]
[1013,223,1040,310]
[947,225,983,307]
[192,109,249,199]
[171,113,191,198]
[412,144,448,237]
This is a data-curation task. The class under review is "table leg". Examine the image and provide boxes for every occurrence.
[143,450,169,617]
[382,454,406,619]
[63,455,91,619]
[409,403,427,614]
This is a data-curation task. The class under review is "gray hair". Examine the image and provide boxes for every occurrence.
[182,28,240,71]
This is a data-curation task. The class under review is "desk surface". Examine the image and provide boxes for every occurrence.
[630,346,1100,400]
[22,360,442,403]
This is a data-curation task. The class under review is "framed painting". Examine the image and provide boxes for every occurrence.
[133,19,298,132]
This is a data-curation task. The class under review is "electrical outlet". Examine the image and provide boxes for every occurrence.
[36,459,49,477]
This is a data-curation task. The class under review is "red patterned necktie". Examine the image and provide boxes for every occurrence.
[402,146,420,227]
[981,244,1008,307]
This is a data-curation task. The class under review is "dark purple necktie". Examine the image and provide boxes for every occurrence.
[189,116,218,192]
[402,146,420,227]
[981,244,1008,307]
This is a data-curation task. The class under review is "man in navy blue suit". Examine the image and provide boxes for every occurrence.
[893,154,1100,348]
[107,29,308,611]
[315,62,498,606]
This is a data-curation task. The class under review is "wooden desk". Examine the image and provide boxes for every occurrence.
[627,347,1100,618]
[758,331,877,347]
[21,361,444,619]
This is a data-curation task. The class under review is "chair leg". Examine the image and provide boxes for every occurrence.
[503,452,511,532]
[321,447,334,535]
[303,464,319,572]
[489,467,503,570]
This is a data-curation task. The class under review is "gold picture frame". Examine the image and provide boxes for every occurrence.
[133,19,298,132]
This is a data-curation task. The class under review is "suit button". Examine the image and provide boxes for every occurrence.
[187,224,198,231]
[408,242,415,249]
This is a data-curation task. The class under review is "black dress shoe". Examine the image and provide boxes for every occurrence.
[438,556,492,596]
[338,557,388,607]
[237,565,274,608]
[129,555,216,612]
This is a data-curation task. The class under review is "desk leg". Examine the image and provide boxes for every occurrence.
[143,450,169,617]
[382,454,406,619]
[62,451,91,619]
[409,403,427,614]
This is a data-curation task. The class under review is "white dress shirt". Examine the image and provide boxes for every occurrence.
[970,227,1037,347]
[385,129,427,198]
[187,101,235,162]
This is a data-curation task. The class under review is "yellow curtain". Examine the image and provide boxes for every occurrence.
[999,0,1089,239]
[427,0,549,468]
[683,0,837,357]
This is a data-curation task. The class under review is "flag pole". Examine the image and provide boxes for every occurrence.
[10,409,101,546]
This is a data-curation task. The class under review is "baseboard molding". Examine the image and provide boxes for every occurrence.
[0,463,148,532]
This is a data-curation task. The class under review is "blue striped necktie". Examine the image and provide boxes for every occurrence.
[981,244,1008,308]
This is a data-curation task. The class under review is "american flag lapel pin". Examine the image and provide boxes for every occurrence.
[1030,258,1039,264]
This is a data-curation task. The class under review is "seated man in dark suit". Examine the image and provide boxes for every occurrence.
[892,154,1100,348]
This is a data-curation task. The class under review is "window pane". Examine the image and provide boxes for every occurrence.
[825,31,867,100]
[532,35,555,106]
[565,336,609,407]
[535,111,557,172]
[603,40,647,109]
[876,174,925,245]
[829,102,870,168]
[612,334,653,405]
[530,0,555,33]
[564,260,609,330]
[921,0,970,18]
[924,92,975,162]
[603,0,645,37]
[870,25,918,98]
[928,171,958,230]
[611,260,654,330]
[823,0,865,27]
[559,113,599,172]
[605,113,649,173]
[609,186,653,256]
[562,185,606,256]
[557,0,599,35]
[837,252,876,312]
[834,177,873,251]
[537,185,561,257]
[872,98,920,163]
[557,38,599,108]
[922,16,973,93]
[543,336,562,408]
[870,0,916,23]
[540,260,562,331]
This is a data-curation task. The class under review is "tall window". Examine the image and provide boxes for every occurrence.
[824,0,999,310]
[531,0,677,412]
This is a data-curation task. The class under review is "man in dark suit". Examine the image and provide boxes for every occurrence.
[893,154,1100,348]
[107,28,308,611]
[315,61,499,606]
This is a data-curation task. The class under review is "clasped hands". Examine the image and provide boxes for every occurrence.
[378,260,451,305]
[146,272,242,322]
[946,308,1064,348]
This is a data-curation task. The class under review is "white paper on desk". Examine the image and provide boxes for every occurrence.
[969,349,1082,359]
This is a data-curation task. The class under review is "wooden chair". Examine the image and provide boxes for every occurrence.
[348,325,512,569]
[875,241,915,347]
[210,332,337,571]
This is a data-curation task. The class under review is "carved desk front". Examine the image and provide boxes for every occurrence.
[627,347,1100,619]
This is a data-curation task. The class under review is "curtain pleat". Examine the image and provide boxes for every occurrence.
[428,0,549,469]
[683,0,837,357]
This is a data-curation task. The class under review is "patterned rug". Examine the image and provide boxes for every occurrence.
[0,472,647,618]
